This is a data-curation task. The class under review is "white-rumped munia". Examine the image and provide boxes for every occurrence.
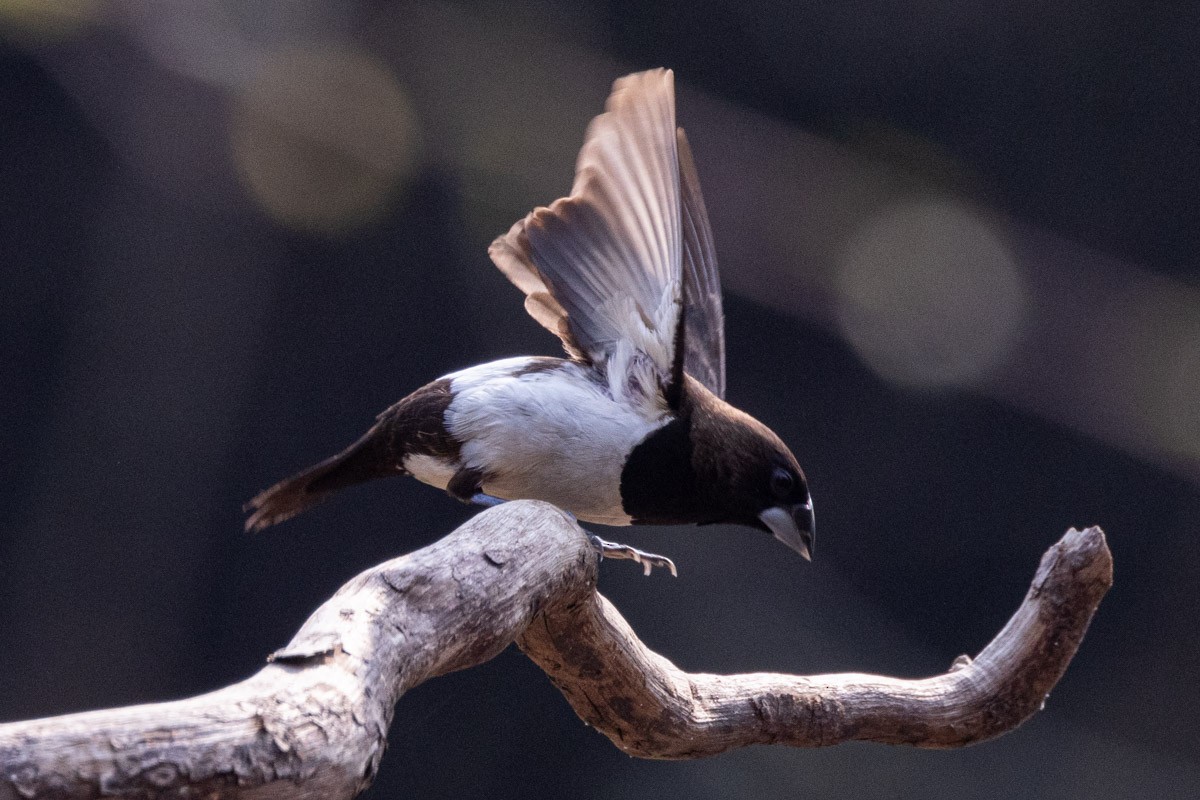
[246,69,814,573]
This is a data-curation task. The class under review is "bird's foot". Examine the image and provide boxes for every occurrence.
[470,493,507,508]
[588,534,678,577]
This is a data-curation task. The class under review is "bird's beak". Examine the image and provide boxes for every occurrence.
[758,498,816,562]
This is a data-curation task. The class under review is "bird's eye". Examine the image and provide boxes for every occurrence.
[770,468,795,499]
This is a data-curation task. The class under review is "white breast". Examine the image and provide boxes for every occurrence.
[441,357,668,525]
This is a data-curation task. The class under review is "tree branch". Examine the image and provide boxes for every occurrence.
[520,524,1112,756]
[0,502,1111,798]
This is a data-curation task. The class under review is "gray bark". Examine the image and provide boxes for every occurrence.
[0,502,1112,798]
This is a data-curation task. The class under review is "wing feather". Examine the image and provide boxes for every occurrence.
[487,68,726,405]
[676,127,726,398]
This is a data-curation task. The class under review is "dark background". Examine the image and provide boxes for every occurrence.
[2,1,1198,797]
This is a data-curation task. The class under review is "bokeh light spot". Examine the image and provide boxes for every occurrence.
[835,200,1027,389]
[0,0,100,40]
[230,45,422,234]
[1110,285,1200,461]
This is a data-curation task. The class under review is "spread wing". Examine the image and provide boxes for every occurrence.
[488,68,727,407]
[676,127,726,399]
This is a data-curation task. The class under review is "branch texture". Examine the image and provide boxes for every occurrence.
[520,525,1112,757]
[0,503,1111,797]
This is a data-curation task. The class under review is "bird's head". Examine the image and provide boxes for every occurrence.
[620,376,815,561]
[688,388,815,561]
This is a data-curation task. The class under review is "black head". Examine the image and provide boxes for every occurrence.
[620,377,815,560]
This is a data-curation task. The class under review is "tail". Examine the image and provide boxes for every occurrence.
[244,430,401,532]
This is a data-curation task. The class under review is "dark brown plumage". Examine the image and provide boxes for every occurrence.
[619,376,809,530]
[245,379,458,531]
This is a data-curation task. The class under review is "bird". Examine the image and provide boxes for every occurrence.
[245,68,814,574]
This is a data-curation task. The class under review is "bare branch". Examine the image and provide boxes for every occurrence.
[0,502,596,800]
[0,503,1111,797]
[519,525,1113,757]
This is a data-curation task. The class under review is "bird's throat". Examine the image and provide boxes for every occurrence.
[619,415,719,525]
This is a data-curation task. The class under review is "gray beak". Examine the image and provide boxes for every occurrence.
[758,498,816,562]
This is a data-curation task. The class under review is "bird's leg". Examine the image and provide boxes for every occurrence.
[558,508,677,577]
[447,467,507,508]
[587,533,678,577]
[449,465,675,576]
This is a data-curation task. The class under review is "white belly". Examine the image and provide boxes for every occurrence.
[433,357,668,525]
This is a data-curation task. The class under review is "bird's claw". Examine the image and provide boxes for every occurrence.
[588,534,678,577]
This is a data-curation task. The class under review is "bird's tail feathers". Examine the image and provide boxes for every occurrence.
[244,431,400,532]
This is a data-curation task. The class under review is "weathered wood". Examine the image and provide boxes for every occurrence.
[0,502,1111,797]
[0,502,596,800]
[519,525,1112,757]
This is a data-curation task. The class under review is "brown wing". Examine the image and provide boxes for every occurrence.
[488,69,681,384]
[676,127,726,399]
[488,69,727,403]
